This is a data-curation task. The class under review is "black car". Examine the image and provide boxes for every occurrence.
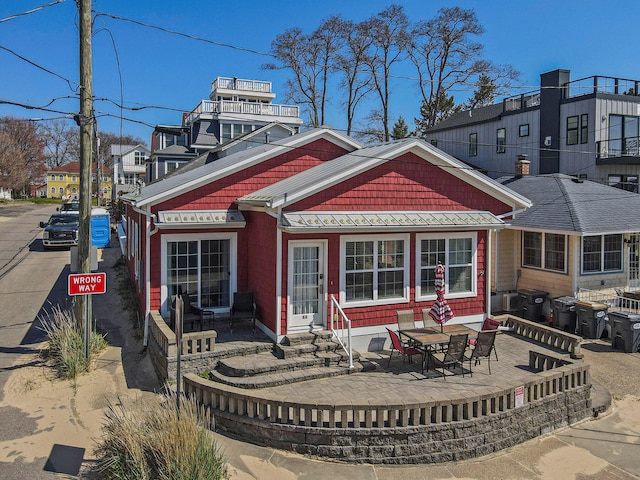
[39,213,79,250]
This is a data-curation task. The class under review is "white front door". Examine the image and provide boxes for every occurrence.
[288,242,325,331]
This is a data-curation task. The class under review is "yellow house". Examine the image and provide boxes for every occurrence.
[47,162,112,200]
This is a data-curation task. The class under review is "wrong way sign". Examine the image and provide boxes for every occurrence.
[68,272,107,296]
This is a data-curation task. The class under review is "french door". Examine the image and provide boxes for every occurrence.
[288,242,326,331]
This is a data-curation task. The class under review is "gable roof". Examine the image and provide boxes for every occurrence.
[111,144,150,156]
[237,137,531,210]
[124,127,362,208]
[499,174,640,234]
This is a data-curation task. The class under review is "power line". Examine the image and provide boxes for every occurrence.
[0,45,78,92]
[0,0,66,23]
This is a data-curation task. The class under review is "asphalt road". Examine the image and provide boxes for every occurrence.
[0,202,70,479]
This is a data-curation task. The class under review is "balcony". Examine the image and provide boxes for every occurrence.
[596,137,640,165]
[186,99,301,125]
[211,77,272,95]
[503,91,541,112]
[564,76,640,99]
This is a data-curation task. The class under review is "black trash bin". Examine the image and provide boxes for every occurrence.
[518,289,548,322]
[575,301,608,339]
[609,311,640,352]
[552,296,577,333]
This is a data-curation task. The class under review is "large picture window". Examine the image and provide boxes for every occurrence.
[416,233,476,299]
[342,235,408,305]
[522,231,566,272]
[582,234,622,273]
[163,233,236,313]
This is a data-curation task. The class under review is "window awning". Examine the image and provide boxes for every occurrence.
[280,211,504,232]
[156,210,246,229]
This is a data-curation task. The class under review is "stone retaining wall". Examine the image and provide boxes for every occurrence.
[183,355,591,464]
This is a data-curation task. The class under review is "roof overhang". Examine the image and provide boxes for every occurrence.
[155,209,246,230]
[280,211,505,233]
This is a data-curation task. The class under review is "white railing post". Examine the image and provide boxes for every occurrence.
[330,295,353,369]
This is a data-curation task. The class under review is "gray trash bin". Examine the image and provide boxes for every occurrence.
[552,296,577,333]
[518,289,548,322]
[575,301,608,339]
[609,311,640,352]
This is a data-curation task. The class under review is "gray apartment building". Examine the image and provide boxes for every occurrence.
[425,69,640,192]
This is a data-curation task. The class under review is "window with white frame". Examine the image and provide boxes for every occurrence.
[134,151,146,166]
[58,174,64,181]
[50,174,55,181]
[582,234,623,273]
[342,234,408,304]
[522,231,566,272]
[164,233,236,311]
[416,233,476,299]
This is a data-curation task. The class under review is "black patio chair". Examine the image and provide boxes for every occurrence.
[428,333,469,379]
[465,329,497,375]
[230,291,257,333]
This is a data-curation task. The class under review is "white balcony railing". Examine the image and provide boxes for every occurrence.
[186,100,300,124]
[211,77,272,94]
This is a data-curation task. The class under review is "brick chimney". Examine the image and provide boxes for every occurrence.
[515,154,530,176]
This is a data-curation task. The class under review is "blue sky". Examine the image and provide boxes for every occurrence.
[1,0,639,144]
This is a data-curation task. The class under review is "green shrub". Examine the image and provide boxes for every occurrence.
[95,391,228,480]
[39,304,107,380]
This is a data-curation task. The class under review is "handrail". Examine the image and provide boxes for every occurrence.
[330,294,353,369]
[577,288,640,314]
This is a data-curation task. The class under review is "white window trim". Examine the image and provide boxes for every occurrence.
[415,232,477,301]
[581,234,623,274]
[160,232,238,317]
[340,233,410,307]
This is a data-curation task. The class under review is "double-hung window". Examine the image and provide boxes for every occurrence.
[522,231,566,272]
[582,234,622,273]
[163,233,236,314]
[416,233,476,299]
[342,234,409,305]
[567,115,579,145]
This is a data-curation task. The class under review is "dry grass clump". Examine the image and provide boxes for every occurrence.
[95,391,228,480]
[39,304,107,380]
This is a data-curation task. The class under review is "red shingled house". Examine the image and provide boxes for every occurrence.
[121,128,531,349]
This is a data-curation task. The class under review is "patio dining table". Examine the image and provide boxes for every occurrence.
[400,325,477,373]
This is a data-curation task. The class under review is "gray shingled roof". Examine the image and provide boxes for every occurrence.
[499,174,640,234]
[427,103,505,132]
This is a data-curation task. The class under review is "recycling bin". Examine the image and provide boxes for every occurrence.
[518,289,548,322]
[552,296,577,333]
[608,311,640,352]
[575,301,608,339]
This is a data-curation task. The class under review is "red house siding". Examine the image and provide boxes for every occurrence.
[291,152,511,214]
[243,212,278,333]
[154,139,350,212]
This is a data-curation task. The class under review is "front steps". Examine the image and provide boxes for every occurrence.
[208,331,375,388]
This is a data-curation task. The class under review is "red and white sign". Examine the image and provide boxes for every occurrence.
[68,272,107,296]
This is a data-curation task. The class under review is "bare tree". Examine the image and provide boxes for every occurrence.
[360,4,409,142]
[0,116,46,196]
[335,20,373,136]
[264,28,323,126]
[95,131,146,169]
[38,118,79,168]
[409,7,519,134]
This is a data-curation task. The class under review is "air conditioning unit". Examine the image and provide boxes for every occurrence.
[503,292,520,312]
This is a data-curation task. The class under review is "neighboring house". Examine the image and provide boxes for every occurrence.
[46,162,112,200]
[111,144,151,201]
[146,77,303,183]
[0,186,11,200]
[492,158,640,315]
[426,68,640,191]
[121,128,530,349]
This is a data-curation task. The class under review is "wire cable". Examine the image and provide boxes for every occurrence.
[0,0,66,23]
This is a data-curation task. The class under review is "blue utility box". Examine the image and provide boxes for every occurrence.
[91,208,111,248]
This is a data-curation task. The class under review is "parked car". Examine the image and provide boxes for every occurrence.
[39,213,79,250]
[57,201,80,215]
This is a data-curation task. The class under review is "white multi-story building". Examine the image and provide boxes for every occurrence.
[111,144,151,199]
[147,77,303,182]
[426,69,640,192]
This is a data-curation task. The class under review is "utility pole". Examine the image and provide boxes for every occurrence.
[78,0,93,358]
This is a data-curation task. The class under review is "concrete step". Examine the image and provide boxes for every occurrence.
[275,340,345,359]
[282,330,334,346]
[208,361,374,389]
